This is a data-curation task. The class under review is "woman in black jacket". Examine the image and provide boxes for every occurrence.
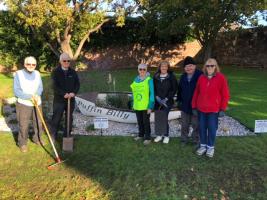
[153,61,178,144]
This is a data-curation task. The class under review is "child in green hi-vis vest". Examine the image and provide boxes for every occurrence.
[130,63,155,145]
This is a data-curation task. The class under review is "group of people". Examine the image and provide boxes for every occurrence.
[13,52,230,158]
[131,56,230,157]
[14,53,80,153]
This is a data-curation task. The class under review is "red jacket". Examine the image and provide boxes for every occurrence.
[192,72,230,113]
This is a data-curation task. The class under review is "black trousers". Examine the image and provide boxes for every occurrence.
[50,100,75,138]
[181,111,199,143]
[16,102,43,147]
[135,110,151,140]
[155,107,170,137]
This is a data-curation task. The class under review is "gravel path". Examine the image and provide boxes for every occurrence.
[1,97,254,137]
[72,110,253,137]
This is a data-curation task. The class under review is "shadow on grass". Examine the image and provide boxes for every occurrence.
[56,135,267,200]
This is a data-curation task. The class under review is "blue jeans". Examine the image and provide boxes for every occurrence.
[198,111,218,148]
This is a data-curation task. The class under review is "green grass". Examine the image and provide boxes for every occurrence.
[0,133,267,199]
[0,73,14,101]
[1,67,267,199]
[222,67,267,129]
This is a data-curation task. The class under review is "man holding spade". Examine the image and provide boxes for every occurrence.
[50,53,80,143]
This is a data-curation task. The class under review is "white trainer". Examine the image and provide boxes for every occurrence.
[154,136,162,143]
[134,136,142,141]
[206,148,215,158]
[196,146,207,156]
[143,140,151,145]
[163,137,169,144]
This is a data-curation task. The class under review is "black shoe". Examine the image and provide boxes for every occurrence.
[194,143,200,150]
[181,140,188,146]
[33,140,46,146]
[19,145,28,153]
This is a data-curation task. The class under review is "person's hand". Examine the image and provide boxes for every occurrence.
[147,109,152,114]
[31,95,40,103]
[156,96,162,104]
[160,98,168,108]
[161,98,168,105]
[177,101,182,109]
[219,111,225,117]
[192,109,198,116]
[69,93,75,98]
[64,93,69,98]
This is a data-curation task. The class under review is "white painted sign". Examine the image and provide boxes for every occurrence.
[94,117,109,129]
[255,120,267,133]
[75,96,181,123]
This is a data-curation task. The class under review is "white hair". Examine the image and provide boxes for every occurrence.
[24,56,37,65]
[59,52,71,61]
[138,63,147,69]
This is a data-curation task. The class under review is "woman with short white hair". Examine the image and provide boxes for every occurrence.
[14,56,44,152]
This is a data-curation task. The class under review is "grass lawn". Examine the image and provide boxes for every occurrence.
[0,66,267,199]
[223,67,267,129]
[0,133,267,200]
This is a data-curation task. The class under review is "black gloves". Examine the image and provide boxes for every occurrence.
[192,109,198,116]
[156,96,168,108]
[218,111,225,117]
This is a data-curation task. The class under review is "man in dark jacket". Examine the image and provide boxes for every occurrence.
[50,52,80,140]
[177,56,202,145]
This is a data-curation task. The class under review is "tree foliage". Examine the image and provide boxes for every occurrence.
[1,0,266,66]
[140,0,266,60]
[3,0,125,61]
[0,10,57,70]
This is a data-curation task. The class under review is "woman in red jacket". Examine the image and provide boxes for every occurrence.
[192,58,230,157]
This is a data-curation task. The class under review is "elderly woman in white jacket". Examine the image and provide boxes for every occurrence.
[14,56,44,152]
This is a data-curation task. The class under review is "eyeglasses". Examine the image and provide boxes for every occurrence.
[185,64,194,68]
[205,65,215,68]
[139,68,146,71]
[25,63,36,66]
[63,60,71,63]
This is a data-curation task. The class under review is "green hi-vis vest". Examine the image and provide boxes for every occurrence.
[130,77,151,110]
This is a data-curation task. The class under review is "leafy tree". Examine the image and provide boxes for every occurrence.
[3,0,126,61]
[140,0,266,61]
[0,10,54,70]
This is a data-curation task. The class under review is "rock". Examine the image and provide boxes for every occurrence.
[72,112,253,137]
[0,97,253,137]
[3,105,16,114]
[2,97,17,105]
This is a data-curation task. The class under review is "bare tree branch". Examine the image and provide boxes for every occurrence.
[73,18,109,59]
[47,42,60,57]
[55,29,61,44]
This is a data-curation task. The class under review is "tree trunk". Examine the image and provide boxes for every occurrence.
[203,42,212,62]
[60,40,74,59]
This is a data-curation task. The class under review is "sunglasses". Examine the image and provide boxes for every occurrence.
[25,63,36,66]
[139,68,146,71]
[63,60,71,63]
[205,64,215,68]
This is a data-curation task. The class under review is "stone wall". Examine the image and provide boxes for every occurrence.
[213,27,267,68]
[82,27,267,69]
[82,41,201,70]
[1,28,265,71]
